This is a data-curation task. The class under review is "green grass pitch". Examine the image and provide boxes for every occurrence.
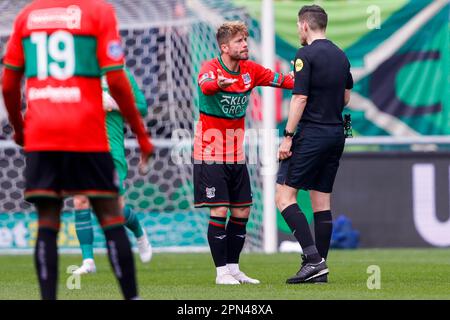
[0,249,449,300]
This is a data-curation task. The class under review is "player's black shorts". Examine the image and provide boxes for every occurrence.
[194,162,253,208]
[24,151,119,202]
[276,122,345,193]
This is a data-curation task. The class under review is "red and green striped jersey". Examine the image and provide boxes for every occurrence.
[194,56,294,163]
[2,0,124,152]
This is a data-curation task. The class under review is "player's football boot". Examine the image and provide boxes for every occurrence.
[231,271,260,284]
[286,256,328,284]
[136,231,152,263]
[309,273,328,283]
[73,258,96,275]
[216,273,240,285]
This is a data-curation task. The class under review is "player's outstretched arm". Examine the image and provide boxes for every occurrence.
[106,69,153,171]
[2,68,24,146]
[252,61,294,90]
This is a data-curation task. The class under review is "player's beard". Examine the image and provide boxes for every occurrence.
[231,50,249,61]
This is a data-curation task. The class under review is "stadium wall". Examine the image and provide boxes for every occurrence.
[279,151,450,248]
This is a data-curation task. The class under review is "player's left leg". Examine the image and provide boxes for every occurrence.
[23,151,63,299]
[276,183,328,284]
[308,136,344,283]
[227,206,260,284]
[193,162,239,285]
[34,198,63,300]
[309,190,332,284]
[227,164,259,284]
[120,196,152,263]
[311,190,332,260]
[64,152,139,299]
[113,155,152,263]
[91,197,139,300]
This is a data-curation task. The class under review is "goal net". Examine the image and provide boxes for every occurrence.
[0,0,290,253]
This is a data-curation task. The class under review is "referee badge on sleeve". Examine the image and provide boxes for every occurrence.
[295,59,303,72]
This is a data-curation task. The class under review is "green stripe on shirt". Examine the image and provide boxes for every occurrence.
[23,35,102,78]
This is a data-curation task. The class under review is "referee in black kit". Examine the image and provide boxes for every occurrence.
[275,4,353,284]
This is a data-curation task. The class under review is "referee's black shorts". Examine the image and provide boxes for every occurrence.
[24,151,119,202]
[277,122,345,193]
[193,162,253,208]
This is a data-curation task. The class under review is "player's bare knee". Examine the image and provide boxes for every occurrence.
[310,191,331,212]
[118,196,125,210]
[210,206,228,218]
[275,189,295,212]
[74,195,90,210]
[311,202,330,212]
[231,206,250,218]
[312,204,330,213]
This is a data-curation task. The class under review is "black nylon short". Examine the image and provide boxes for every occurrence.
[24,151,119,202]
[277,123,345,193]
[194,162,253,208]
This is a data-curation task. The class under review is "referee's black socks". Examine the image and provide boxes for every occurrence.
[281,204,321,264]
[314,210,333,260]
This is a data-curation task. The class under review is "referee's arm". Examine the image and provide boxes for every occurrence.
[285,95,307,133]
[278,51,310,160]
[278,94,307,160]
[344,89,351,105]
[344,65,353,105]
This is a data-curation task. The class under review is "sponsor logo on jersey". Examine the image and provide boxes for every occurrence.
[219,93,249,116]
[295,59,304,72]
[107,40,124,61]
[28,86,81,103]
[206,187,216,199]
[27,5,82,30]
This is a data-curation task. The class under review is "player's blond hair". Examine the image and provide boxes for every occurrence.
[216,21,249,47]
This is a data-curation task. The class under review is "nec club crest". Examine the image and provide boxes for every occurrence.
[242,73,251,85]
[206,187,216,199]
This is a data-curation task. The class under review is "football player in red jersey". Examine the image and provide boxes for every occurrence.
[2,0,152,300]
[194,21,294,285]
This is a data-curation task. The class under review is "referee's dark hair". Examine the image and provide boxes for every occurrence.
[298,5,328,31]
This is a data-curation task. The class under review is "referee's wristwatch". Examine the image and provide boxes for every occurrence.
[283,129,295,138]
